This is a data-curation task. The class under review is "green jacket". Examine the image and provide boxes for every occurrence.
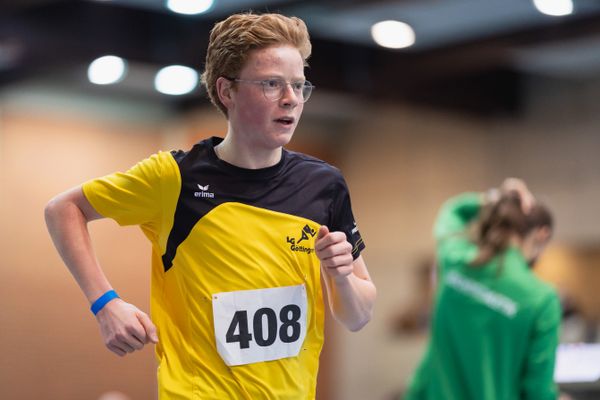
[404,193,560,400]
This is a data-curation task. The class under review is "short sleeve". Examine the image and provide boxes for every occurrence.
[82,151,177,230]
[329,175,365,260]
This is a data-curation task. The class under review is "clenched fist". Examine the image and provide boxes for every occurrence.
[315,225,354,280]
[96,299,159,357]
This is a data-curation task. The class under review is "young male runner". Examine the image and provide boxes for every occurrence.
[45,12,376,399]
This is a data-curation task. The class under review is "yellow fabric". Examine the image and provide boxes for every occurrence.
[82,152,324,399]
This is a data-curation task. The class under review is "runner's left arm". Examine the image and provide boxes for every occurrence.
[316,226,376,331]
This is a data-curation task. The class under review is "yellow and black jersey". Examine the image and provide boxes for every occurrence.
[82,136,365,400]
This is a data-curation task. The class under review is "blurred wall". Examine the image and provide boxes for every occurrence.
[332,104,491,400]
[0,103,164,399]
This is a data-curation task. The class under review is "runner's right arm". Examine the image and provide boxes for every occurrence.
[45,186,158,356]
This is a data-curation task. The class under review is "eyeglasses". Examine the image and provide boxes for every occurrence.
[225,77,314,103]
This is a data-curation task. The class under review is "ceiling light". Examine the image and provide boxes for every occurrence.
[154,65,198,95]
[166,0,214,15]
[533,0,573,16]
[371,20,415,49]
[87,55,127,85]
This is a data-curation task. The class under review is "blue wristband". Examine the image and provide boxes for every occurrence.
[91,290,120,315]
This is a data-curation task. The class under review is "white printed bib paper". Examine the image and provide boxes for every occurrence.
[212,284,308,366]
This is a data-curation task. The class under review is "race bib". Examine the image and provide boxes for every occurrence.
[212,284,308,366]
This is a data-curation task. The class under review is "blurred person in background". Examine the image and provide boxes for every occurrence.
[404,178,559,400]
[45,12,375,400]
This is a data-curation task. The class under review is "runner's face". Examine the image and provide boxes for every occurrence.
[228,45,305,150]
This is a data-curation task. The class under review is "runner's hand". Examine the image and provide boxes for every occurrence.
[315,225,354,281]
[95,298,158,357]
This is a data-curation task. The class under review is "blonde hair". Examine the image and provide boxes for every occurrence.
[202,12,311,116]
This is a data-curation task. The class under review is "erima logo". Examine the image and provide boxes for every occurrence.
[286,224,316,254]
[194,184,215,199]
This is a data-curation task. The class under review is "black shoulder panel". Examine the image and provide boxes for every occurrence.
[161,138,348,272]
[161,143,220,271]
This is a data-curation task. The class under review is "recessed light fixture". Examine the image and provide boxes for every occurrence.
[166,0,214,15]
[371,20,415,49]
[533,0,573,16]
[87,55,127,85]
[154,65,198,95]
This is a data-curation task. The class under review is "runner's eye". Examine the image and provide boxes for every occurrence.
[292,81,305,91]
[263,79,283,89]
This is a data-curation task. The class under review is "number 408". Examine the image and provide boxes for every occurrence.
[226,305,302,349]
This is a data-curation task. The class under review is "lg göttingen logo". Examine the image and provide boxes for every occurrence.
[286,224,316,254]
